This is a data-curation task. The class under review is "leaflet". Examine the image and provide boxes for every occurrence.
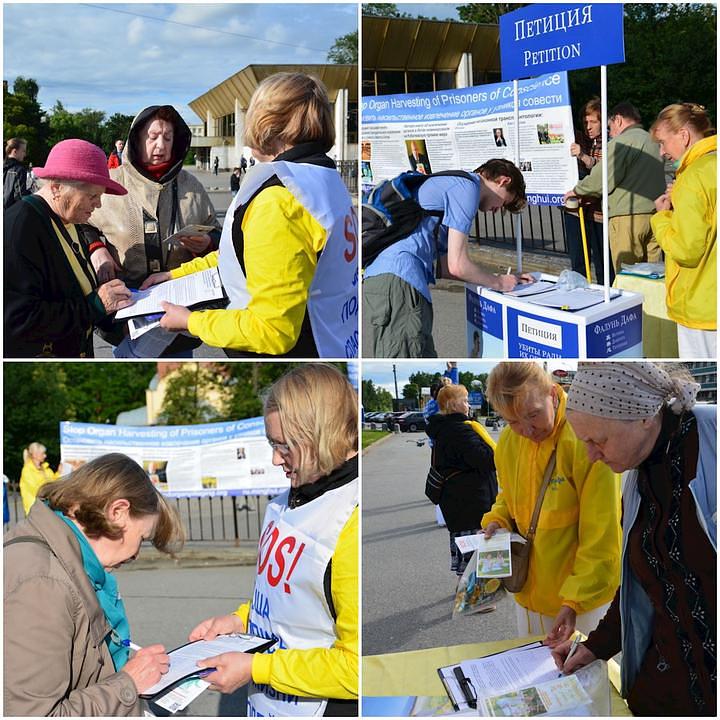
[480,674,591,716]
[115,268,225,320]
[164,224,217,248]
[453,531,526,556]
[527,287,621,311]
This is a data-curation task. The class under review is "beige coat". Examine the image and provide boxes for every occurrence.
[4,501,142,716]
[90,106,221,288]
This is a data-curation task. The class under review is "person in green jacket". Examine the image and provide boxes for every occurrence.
[651,103,716,358]
[564,102,666,273]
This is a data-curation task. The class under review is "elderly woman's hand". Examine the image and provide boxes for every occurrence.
[189,614,246,642]
[482,521,501,538]
[140,272,172,290]
[196,651,254,694]
[160,301,191,331]
[90,247,121,284]
[97,279,133,313]
[551,639,596,675]
[123,644,170,694]
[178,233,212,254]
[544,605,577,647]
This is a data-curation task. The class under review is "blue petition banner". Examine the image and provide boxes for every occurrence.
[500,3,625,81]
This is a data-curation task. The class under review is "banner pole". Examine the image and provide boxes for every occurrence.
[514,78,522,272]
[601,64,610,302]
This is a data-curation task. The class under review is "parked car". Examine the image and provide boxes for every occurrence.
[396,411,427,432]
[485,415,499,429]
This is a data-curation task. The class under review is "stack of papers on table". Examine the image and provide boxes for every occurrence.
[527,287,620,311]
[439,643,610,716]
[619,262,665,279]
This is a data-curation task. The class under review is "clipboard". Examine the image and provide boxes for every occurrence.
[139,633,275,699]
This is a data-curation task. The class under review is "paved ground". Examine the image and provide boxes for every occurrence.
[362,431,518,658]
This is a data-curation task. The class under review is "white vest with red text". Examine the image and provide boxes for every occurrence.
[218,161,359,358]
[246,477,358,717]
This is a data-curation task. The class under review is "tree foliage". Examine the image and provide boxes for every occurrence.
[3,77,50,165]
[361,379,394,412]
[3,363,155,481]
[363,4,403,17]
[328,30,358,64]
[456,3,527,24]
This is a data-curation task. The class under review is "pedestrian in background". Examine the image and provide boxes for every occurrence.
[426,383,497,578]
[650,102,716,358]
[213,156,219,175]
[107,139,124,169]
[3,137,31,209]
[19,442,60,516]
[230,167,241,193]
[555,362,716,717]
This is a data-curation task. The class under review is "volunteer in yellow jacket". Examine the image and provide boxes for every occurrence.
[482,363,621,646]
[188,364,358,717]
[142,73,359,359]
[19,442,60,515]
[650,103,717,359]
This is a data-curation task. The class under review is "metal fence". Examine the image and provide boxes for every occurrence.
[338,160,358,195]
[472,204,570,256]
[4,488,272,544]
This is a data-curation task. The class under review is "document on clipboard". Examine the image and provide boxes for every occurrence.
[115,268,226,320]
[139,633,275,699]
[438,644,610,716]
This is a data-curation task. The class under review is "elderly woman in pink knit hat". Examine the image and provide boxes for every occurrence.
[4,139,134,357]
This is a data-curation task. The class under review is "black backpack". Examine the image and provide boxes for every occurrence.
[361,170,476,269]
[3,165,23,209]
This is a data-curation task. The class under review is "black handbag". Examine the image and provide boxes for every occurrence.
[424,447,461,505]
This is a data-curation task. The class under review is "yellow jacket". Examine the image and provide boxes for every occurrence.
[482,388,621,617]
[234,507,358,699]
[19,460,59,515]
[171,185,325,354]
[651,135,717,329]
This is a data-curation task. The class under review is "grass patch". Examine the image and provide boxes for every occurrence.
[362,430,389,449]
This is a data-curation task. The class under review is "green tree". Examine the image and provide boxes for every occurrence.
[456,3,528,24]
[363,4,403,17]
[3,77,49,164]
[327,29,358,64]
[101,113,134,152]
[362,378,394,411]
[48,101,106,148]
[408,371,441,389]
[158,365,224,425]
[402,383,420,401]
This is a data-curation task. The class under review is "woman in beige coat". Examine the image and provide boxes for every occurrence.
[4,454,184,716]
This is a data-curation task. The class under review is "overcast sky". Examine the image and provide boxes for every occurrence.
[395,3,460,20]
[363,360,578,397]
[3,3,358,123]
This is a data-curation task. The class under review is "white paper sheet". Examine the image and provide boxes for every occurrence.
[526,287,620,311]
[140,633,273,697]
[115,267,224,319]
[454,531,526,556]
[505,280,556,297]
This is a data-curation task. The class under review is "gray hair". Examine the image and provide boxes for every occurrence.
[36,178,97,193]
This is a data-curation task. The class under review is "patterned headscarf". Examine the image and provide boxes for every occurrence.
[567,362,699,420]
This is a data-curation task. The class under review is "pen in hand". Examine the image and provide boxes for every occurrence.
[121,639,143,651]
[559,636,580,676]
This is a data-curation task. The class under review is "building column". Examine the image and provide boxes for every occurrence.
[333,87,348,162]
[206,110,214,171]
[456,52,473,88]
[234,97,245,167]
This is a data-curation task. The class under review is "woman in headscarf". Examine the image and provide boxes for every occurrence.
[482,362,621,645]
[651,103,716,358]
[4,139,133,357]
[4,454,185,716]
[140,72,358,359]
[188,363,358,716]
[553,362,716,717]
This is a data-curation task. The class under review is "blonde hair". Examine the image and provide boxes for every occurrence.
[264,363,357,479]
[486,362,554,418]
[23,442,46,464]
[244,72,335,156]
[438,384,468,414]
[651,103,715,140]
[38,453,185,554]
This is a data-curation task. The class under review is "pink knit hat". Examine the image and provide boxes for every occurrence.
[33,139,127,195]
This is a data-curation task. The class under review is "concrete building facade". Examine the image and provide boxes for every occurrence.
[188,63,358,171]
